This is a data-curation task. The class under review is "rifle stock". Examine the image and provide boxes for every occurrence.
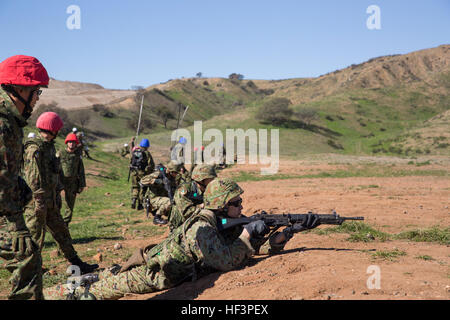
[217,211,364,231]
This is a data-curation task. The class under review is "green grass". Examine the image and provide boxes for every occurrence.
[231,166,448,182]
[312,221,390,243]
[395,226,450,245]
[415,255,435,261]
[371,249,407,261]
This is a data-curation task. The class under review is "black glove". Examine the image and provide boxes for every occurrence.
[244,220,270,239]
[283,213,321,238]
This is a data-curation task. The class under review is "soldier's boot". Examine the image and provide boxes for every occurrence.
[137,201,144,211]
[131,198,137,209]
[153,214,168,225]
[69,256,99,274]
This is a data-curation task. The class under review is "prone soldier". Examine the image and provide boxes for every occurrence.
[42,178,321,300]
[168,164,217,231]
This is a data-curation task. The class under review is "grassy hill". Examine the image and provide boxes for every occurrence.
[36,44,449,159]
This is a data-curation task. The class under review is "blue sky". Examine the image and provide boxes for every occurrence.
[1,0,449,89]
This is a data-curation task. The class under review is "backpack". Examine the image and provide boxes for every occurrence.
[130,148,148,170]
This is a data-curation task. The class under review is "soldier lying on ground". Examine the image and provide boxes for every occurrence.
[168,164,217,231]
[43,178,320,300]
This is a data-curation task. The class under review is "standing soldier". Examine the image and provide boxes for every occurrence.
[168,164,217,231]
[120,143,130,158]
[57,132,86,226]
[0,55,46,300]
[23,111,98,274]
[76,131,92,159]
[129,138,155,210]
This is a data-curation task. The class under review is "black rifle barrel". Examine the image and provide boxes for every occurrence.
[217,212,364,231]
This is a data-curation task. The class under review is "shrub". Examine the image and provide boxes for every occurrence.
[255,98,293,126]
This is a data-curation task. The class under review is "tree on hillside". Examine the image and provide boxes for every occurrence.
[228,73,244,80]
[154,105,176,129]
[196,72,203,78]
[293,107,319,125]
[255,97,293,126]
[72,111,91,130]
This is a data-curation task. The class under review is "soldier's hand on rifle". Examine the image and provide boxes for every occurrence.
[283,213,321,238]
[243,220,270,239]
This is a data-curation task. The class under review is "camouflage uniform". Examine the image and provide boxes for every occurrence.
[168,164,216,231]
[140,170,175,219]
[23,136,79,261]
[0,88,43,300]
[57,147,86,225]
[43,178,287,300]
[130,147,155,208]
[120,145,130,158]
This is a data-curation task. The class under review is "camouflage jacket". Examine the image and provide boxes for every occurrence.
[57,148,86,188]
[145,209,254,287]
[0,88,27,216]
[169,180,204,230]
[130,149,155,176]
[23,136,61,200]
[140,170,186,199]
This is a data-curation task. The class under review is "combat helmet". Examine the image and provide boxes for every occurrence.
[165,160,183,173]
[204,178,243,210]
[191,164,217,182]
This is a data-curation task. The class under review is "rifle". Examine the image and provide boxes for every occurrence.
[144,196,151,219]
[128,165,138,183]
[156,164,174,204]
[217,210,364,233]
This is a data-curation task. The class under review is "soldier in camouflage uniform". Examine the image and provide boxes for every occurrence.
[130,138,155,210]
[140,160,187,225]
[43,178,322,300]
[0,55,47,299]
[57,132,86,226]
[42,178,267,300]
[120,143,130,158]
[23,112,98,274]
[168,164,217,231]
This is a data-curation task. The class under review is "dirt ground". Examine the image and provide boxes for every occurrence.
[115,159,449,300]
[2,158,448,301]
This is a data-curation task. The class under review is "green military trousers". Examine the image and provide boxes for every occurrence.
[43,264,168,300]
[62,177,79,225]
[24,194,78,261]
[0,215,43,300]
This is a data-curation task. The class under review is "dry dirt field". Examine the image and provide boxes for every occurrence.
[1,156,448,301]
[117,158,449,301]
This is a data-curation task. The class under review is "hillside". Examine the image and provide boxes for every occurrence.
[37,78,136,110]
[35,44,449,158]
